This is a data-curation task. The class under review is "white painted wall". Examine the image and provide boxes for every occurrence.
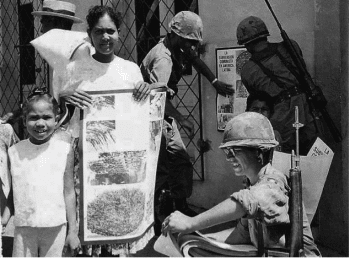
[189,0,316,209]
[189,0,348,254]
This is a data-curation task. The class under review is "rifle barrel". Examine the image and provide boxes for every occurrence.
[264,0,342,143]
[264,0,282,30]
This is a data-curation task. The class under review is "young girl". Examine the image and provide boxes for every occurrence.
[3,89,80,257]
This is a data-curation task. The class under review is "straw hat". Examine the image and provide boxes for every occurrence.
[32,0,83,24]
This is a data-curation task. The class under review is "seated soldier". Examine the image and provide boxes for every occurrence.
[246,91,283,151]
[161,112,321,257]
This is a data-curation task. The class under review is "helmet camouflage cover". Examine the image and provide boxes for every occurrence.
[169,11,203,42]
[219,112,278,150]
[236,16,270,45]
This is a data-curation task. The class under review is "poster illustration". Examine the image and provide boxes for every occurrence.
[216,47,251,131]
[80,89,166,244]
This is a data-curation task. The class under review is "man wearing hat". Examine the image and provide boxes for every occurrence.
[31,1,87,127]
[141,11,234,235]
[32,0,83,33]
[0,0,84,124]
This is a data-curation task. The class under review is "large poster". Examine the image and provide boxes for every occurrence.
[272,137,334,223]
[80,89,166,244]
[216,47,251,131]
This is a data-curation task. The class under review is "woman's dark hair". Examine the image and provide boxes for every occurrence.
[23,88,59,117]
[246,91,274,114]
[86,5,122,32]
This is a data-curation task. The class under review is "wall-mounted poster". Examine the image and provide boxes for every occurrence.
[80,88,166,244]
[216,47,251,131]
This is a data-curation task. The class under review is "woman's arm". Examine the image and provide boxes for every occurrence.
[162,197,246,236]
[63,146,80,256]
[60,85,93,110]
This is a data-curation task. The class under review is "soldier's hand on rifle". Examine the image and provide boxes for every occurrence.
[213,80,235,97]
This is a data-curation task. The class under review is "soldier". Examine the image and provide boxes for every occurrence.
[141,11,234,235]
[237,16,317,155]
[162,112,321,257]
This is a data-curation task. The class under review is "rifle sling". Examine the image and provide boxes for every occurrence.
[250,43,305,92]
[250,44,288,90]
[275,46,306,87]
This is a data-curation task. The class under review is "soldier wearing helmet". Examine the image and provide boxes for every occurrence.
[162,112,321,257]
[245,91,283,151]
[237,16,317,155]
[141,11,234,235]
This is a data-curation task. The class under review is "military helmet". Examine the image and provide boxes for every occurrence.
[236,16,270,45]
[219,112,278,150]
[169,11,203,42]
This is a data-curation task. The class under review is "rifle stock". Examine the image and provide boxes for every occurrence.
[289,108,304,256]
[264,0,342,142]
[289,166,303,257]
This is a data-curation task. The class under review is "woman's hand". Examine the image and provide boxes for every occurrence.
[60,89,93,109]
[63,232,81,256]
[0,112,14,124]
[133,81,151,101]
[161,211,194,236]
[133,81,167,102]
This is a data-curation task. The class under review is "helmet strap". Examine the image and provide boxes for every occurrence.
[258,149,273,166]
[256,151,263,165]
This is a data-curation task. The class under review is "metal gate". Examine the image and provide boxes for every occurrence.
[0,0,49,138]
[0,0,205,181]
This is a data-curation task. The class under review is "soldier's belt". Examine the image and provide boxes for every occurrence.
[273,87,303,105]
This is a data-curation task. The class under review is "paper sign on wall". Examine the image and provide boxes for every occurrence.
[216,47,251,131]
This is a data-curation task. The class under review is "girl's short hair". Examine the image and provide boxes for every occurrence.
[23,88,59,117]
[86,5,122,32]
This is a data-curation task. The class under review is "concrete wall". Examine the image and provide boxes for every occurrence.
[187,0,348,255]
[190,0,316,208]
[314,0,348,254]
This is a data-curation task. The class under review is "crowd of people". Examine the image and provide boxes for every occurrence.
[0,0,323,257]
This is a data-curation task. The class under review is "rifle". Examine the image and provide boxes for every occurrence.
[264,0,342,143]
[289,106,304,257]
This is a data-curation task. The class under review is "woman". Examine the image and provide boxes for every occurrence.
[162,112,321,257]
[31,5,161,256]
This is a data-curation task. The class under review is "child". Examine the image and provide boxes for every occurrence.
[2,89,80,257]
